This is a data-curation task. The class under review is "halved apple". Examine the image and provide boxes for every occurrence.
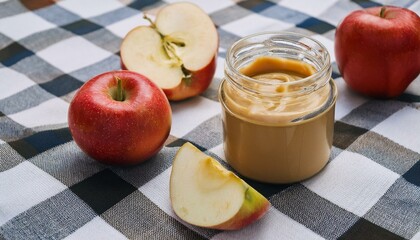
[170,142,270,230]
[120,2,218,101]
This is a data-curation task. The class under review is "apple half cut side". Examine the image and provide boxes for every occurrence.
[120,2,218,101]
[170,142,270,230]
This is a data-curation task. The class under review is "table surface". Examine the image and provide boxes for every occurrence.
[0,0,419,239]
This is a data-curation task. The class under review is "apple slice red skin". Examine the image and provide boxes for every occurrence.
[170,142,270,231]
[335,6,420,98]
[121,53,217,101]
[68,70,171,165]
[210,197,270,230]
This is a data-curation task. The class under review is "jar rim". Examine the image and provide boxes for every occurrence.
[225,31,331,95]
[219,78,338,126]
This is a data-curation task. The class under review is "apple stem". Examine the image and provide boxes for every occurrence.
[115,76,125,101]
[182,65,192,86]
[380,6,386,18]
[143,14,159,33]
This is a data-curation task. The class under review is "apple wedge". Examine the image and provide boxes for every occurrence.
[120,2,218,101]
[170,142,270,230]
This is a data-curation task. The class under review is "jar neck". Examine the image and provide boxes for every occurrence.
[224,32,332,98]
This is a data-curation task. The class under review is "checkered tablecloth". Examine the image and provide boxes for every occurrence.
[0,0,419,239]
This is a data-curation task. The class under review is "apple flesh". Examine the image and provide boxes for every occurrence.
[335,6,420,98]
[170,142,270,230]
[68,70,171,165]
[120,2,218,101]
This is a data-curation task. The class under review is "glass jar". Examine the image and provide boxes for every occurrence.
[219,32,337,184]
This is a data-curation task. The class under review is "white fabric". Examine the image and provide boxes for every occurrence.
[280,0,341,15]
[222,14,293,37]
[162,0,235,14]
[212,207,324,240]
[0,12,54,40]
[373,107,420,153]
[0,161,67,225]
[303,151,400,216]
[107,15,152,38]
[8,98,69,128]
[334,78,368,120]
[0,68,35,100]
[37,36,112,73]
[64,216,128,240]
[171,96,221,137]
[58,0,123,18]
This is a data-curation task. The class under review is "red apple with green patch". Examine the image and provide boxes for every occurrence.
[170,142,270,230]
[68,70,171,165]
[335,6,420,98]
[120,2,218,101]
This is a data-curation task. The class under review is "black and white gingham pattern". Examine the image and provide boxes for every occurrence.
[1,0,419,239]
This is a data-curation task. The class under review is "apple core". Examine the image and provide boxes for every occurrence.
[120,2,218,101]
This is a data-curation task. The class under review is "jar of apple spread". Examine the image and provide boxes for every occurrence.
[219,32,337,183]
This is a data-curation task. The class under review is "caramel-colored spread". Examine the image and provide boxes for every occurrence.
[240,56,315,78]
[224,57,330,125]
[220,56,335,183]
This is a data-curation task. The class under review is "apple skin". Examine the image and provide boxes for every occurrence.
[335,6,420,98]
[162,54,217,101]
[210,186,270,230]
[68,70,171,165]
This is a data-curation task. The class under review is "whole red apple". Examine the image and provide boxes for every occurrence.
[68,70,171,165]
[335,6,420,98]
[120,2,218,101]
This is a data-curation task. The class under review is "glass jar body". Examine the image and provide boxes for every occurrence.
[219,32,337,183]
